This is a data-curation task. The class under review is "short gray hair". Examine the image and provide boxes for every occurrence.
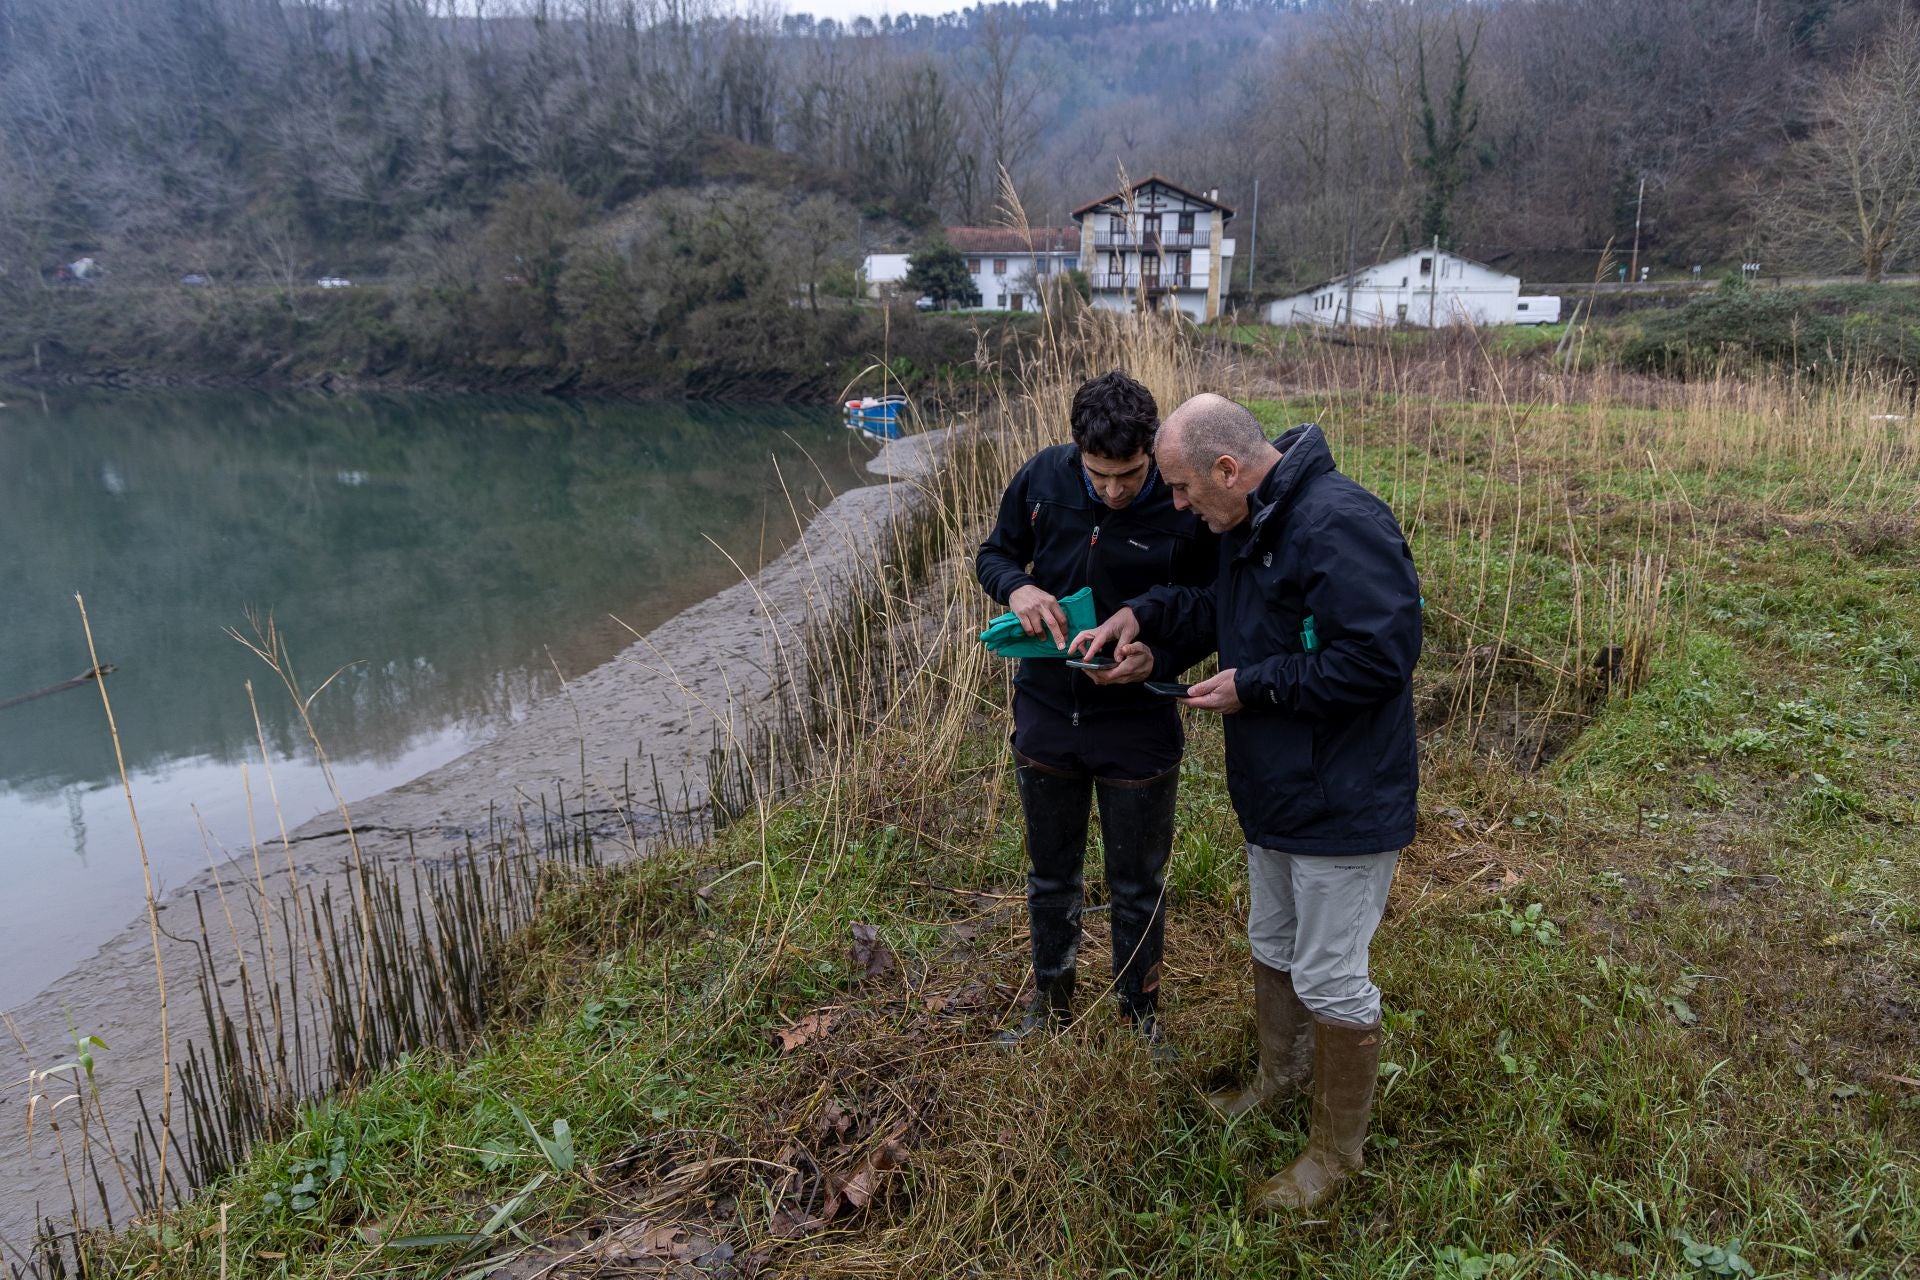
[1160,393,1270,470]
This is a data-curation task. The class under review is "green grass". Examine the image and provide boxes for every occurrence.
[57,348,1920,1279]
[79,685,1920,1277]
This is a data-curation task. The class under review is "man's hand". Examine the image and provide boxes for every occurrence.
[1181,668,1242,714]
[1068,606,1140,662]
[1008,584,1068,649]
[1087,642,1155,685]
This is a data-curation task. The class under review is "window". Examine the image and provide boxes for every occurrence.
[996,293,1007,308]
[1110,214,1125,235]
[1517,302,1529,312]
[1178,212,1195,234]
[967,258,981,273]
[993,257,1007,275]
[1419,257,1432,277]
[1401,276,1408,288]
[1396,303,1408,321]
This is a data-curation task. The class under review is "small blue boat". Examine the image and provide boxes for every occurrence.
[844,395,909,439]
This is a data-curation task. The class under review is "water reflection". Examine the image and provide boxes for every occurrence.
[0,390,876,1006]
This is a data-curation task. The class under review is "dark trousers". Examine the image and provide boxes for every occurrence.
[1011,694,1180,1020]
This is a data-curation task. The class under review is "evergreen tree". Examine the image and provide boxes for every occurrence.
[905,245,981,308]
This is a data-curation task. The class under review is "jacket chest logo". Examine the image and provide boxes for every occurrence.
[1127,537,1151,552]
[1262,551,1273,567]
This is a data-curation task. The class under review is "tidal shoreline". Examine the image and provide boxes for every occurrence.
[0,426,948,1247]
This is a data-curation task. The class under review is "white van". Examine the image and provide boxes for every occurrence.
[1513,295,1562,325]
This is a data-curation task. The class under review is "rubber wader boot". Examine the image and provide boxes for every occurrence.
[996,755,1091,1045]
[1207,961,1315,1117]
[1253,1017,1383,1212]
[1096,765,1178,1060]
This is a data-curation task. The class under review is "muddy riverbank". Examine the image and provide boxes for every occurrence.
[0,427,949,1247]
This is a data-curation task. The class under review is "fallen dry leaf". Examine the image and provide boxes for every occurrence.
[595,1219,732,1266]
[850,922,896,982]
[818,1098,855,1140]
[772,1011,837,1053]
[768,1208,824,1239]
[924,980,987,1015]
[821,1121,910,1219]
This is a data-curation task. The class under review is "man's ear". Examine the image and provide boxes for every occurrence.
[1214,455,1239,488]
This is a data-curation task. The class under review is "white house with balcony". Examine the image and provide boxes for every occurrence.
[1264,248,1560,328]
[1071,177,1236,322]
[947,226,1079,310]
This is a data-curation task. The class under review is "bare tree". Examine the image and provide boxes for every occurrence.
[960,11,1044,213]
[781,193,860,314]
[1762,12,1920,281]
[243,211,309,317]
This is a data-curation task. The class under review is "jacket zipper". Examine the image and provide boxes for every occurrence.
[1073,522,1102,728]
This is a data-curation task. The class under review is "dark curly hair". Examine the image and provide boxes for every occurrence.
[1069,370,1160,460]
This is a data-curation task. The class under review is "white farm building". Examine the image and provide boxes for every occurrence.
[1265,248,1560,328]
[861,252,913,297]
[949,226,1079,311]
[863,227,1078,310]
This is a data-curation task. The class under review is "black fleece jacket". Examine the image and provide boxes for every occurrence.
[977,443,1217,720]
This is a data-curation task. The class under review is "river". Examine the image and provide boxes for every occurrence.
[0,390,879,1014]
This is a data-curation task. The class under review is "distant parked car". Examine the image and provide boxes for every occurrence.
[180,274,211,287]
[914,295,936,311]
[316,276,352,289]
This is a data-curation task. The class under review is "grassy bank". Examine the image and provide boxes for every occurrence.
[34,321,1920,1278]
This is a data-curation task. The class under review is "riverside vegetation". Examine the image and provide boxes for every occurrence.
[10,312,1919,1278]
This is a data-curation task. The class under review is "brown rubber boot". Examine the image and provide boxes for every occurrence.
[1207,961,1314,1117]
[1252,1016,1383,1212]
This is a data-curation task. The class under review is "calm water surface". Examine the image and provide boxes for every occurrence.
[0,390,876,1009]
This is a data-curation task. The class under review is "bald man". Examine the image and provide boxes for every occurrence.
[1071,394,1422,1213]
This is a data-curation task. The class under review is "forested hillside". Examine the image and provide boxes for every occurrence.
[0,0,1906,306]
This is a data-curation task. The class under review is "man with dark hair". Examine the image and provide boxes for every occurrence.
[1072,393,1422,1212]
[975,370,1216,1049]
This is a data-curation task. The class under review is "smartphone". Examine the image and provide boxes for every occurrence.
[1066,656,1114,671]
[1144,681,1191,698]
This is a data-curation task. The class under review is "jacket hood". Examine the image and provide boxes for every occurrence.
[1242,424,1333,551]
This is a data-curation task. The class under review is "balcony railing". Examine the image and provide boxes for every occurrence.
[1090,272,1195,291]
[1092,230,1211,250]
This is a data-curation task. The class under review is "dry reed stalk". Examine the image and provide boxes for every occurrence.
[226,616,380,1077]
[73,593,172,1229]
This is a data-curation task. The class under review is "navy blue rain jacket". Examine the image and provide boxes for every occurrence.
[1127,424,1423,854]
[977,443,1217,721]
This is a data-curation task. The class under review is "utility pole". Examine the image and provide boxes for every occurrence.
[1429,234,1439,327]
[1245,178,1259,297]
[1342,220,1357,328]
[1629,176,1646,286]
